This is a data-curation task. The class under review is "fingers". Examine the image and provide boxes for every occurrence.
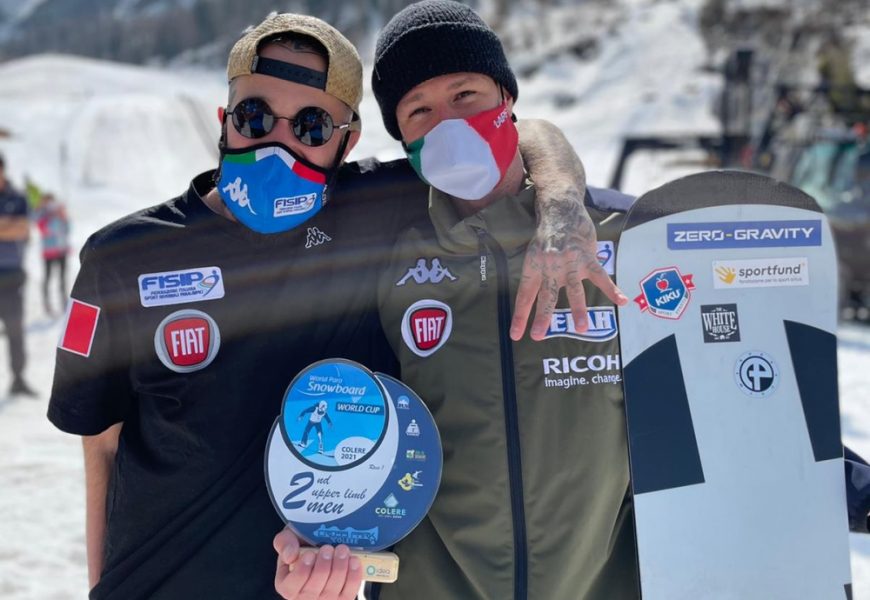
[275,546,316,599]
[511,253,544,341]
[565,271,589,334]
[321,546,350,597]
[274,527,301,559]
[529,276,559,341]
[338,554,363,600]
[585,265,628,306]
[298,546,336,598]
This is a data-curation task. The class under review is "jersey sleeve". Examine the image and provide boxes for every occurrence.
[48,236,135,435]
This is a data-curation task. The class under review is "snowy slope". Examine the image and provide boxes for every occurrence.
[0,0,868,596]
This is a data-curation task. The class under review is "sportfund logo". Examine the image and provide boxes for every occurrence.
[401,299,453,357]
[713,257,809,289]
[154,309,220,373]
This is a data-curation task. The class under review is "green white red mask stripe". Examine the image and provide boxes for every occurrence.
[404,101,519,200]
[223,145,327,185]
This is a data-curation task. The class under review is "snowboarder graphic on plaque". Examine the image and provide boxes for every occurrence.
[296,400,333,454]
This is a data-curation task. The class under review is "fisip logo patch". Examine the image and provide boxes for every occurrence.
[401,300,452,357]
[139,266,224,307]
[274,193,317,217]
[713,257,809,289]
[154,309,221,372]
[668,220,821,250]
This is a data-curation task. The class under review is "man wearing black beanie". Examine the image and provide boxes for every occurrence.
[368,2,638,600]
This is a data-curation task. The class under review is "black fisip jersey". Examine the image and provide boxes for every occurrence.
[48,164,426,600]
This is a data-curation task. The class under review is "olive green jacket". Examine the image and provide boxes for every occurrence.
[377,182,638,600]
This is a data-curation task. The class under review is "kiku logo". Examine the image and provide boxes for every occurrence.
[154,309,220,372]
[734,351,779,397]
[401,299,453,357]
[634,267,696,319]
[700,304,740,343]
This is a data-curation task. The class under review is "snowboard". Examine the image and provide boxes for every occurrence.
[616,170,853,599]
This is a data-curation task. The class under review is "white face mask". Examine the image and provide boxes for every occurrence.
[404,101,518,200]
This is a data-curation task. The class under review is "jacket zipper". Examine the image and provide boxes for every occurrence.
[473,226,528,600]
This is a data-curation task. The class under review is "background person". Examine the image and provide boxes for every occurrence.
[0,153,36,397]
[34,192,71,317]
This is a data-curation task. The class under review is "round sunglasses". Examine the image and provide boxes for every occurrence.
[227,97,356,147]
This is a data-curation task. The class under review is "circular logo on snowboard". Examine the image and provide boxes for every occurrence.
[265,359,442,551]
[734,351,779,397]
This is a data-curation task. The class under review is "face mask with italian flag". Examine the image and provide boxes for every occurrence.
[404,100,519,201]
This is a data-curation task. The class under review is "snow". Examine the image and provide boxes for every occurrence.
[0,0,868,596]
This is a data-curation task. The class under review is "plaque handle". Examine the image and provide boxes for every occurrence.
[297,548,400,583]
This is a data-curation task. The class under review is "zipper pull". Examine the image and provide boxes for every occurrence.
[473,227,489,288]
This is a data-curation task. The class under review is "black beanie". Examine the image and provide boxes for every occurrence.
[372,0,518,140]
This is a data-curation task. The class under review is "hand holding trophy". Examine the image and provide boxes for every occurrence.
[266,359,442,591]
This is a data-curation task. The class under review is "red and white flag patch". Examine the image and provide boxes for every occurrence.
[59,299,101,357]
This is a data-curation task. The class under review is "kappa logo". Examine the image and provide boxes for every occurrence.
[154,309,221,373]
[401,299,452,357]
[544,307,618,342]
[634,267,695,320]
[396,258,458,286]
[305,226,332,248]
[597,241,615,275]
[222,177,255,214]
[139,266,225,307]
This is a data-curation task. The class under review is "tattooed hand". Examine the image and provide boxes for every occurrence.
[510,185,628,342]
[514,118,628,341]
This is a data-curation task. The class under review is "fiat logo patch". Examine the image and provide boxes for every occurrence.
[154,309,221,372]
[401,299,452,357]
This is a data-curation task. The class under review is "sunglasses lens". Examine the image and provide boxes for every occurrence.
[231,98,274,139]
[293,107,334,147]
